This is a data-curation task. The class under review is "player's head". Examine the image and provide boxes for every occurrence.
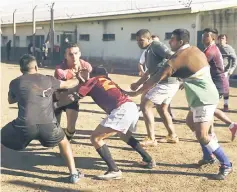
[169,29,190,51]
[19,54,38,74]
[136,29,152,49]
[202,28,218,46]
[151,35,159,42]
[64,43,81,68]
[218,34,227,46]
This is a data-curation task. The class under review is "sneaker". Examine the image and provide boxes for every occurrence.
[69,171,84,184]
[96,170,122,180]
[214,163,233,180]
[229,123,237,141]
[198,158,218,166]
[159,135,179,143]
[140,137,158,147]
[223,104,229,112]
[64,129,75,141]
[138,159,156,169]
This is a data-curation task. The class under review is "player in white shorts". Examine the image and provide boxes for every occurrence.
[73,67,156,180]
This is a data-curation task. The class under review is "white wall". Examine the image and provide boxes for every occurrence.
[75,13,197,60]
[2,13,197,60]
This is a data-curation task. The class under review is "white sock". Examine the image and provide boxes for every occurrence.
[229,122,235,129]
[205,138,220,152]
[224,99,228,105]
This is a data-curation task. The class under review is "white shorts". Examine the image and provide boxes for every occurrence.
[100,102,139,134]
[190,105,217,123]
[145,83,179,105]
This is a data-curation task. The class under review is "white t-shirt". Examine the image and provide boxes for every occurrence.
[139,50,146,64]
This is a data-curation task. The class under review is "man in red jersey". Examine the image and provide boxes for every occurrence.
[73,68,156,180]
[54,43,92,140]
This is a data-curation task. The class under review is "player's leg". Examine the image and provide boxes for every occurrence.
[38,123,83,183]
[1,122,32,150]
[119,130,156,168]
[140,96,157,146]
[214,109,237,141]
[64,101,79,140]
[156,103,179,143]
[186,110,216,166]
[153,83,179,143]
[90,125,122,180]
[192,105,232,180]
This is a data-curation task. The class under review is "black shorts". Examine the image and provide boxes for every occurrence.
[1,121,65,150]
[54,101,79,115]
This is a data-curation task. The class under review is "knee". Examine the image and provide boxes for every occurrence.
[196,133,210,145]
[90,134,101,145]
[140,100,151,112]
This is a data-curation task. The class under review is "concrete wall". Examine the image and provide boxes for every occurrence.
[3,9,237,75]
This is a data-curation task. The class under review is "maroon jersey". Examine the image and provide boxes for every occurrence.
[204,44,229,94]
[78,76,131,114]
[54,59,92,80]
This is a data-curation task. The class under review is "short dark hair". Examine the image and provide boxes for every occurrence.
[172,29,190,43]
[19,54,36,72]
[136,29,151,38]
[65,43,80,52]
[203,28,218,34]
[218,34,228,40]
[151,35,159,39]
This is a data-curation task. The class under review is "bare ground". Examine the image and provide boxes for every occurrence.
[1,63,237,192]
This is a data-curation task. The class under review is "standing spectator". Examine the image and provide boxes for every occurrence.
[217,34,237,111]
[6,40,12,61]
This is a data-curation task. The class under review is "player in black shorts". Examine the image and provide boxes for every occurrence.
[1,54,83,184]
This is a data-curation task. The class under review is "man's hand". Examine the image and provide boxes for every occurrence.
[122,90,139,97]
[130,82,139,91]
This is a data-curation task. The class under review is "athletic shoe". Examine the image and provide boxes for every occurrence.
[214,163,233,180]
[138,159,156,169]
[159,135,179,143]
[223,104,229,112]
[140,137,158,147]
[96,170,122,180]
[198,158,218,166]
[229,123,237,141]
[69,170,84,183]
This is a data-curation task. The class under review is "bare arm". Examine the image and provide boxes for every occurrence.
[137,64,173,95]
[138,63,145,76]
[59,78,79,89]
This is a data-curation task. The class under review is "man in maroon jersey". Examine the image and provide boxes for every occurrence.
[74,69,156,180]
[54,43,92,140]
[202,28,237,142]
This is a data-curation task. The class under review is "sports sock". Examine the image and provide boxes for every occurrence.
[205,138,231,167]
[223,95,229,105]
[96,144,119,172]
[127,136,152,162]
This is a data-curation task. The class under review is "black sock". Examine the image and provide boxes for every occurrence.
[96,144,119,172]
[127,136,152,162]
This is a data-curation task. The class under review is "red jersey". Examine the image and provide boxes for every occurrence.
[78,76,131,114]
[54,59,92,80]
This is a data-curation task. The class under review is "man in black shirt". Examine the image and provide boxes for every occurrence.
[1,54,83,184]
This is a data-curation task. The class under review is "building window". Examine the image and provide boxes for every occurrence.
[15,36,20,47]
[131,33,136,40]
[57,35,60,43]
[79,34,90,41]
[103,34,115,41]
[26,36,32,46]
[165,32,172,40]
[1,36,8,46]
